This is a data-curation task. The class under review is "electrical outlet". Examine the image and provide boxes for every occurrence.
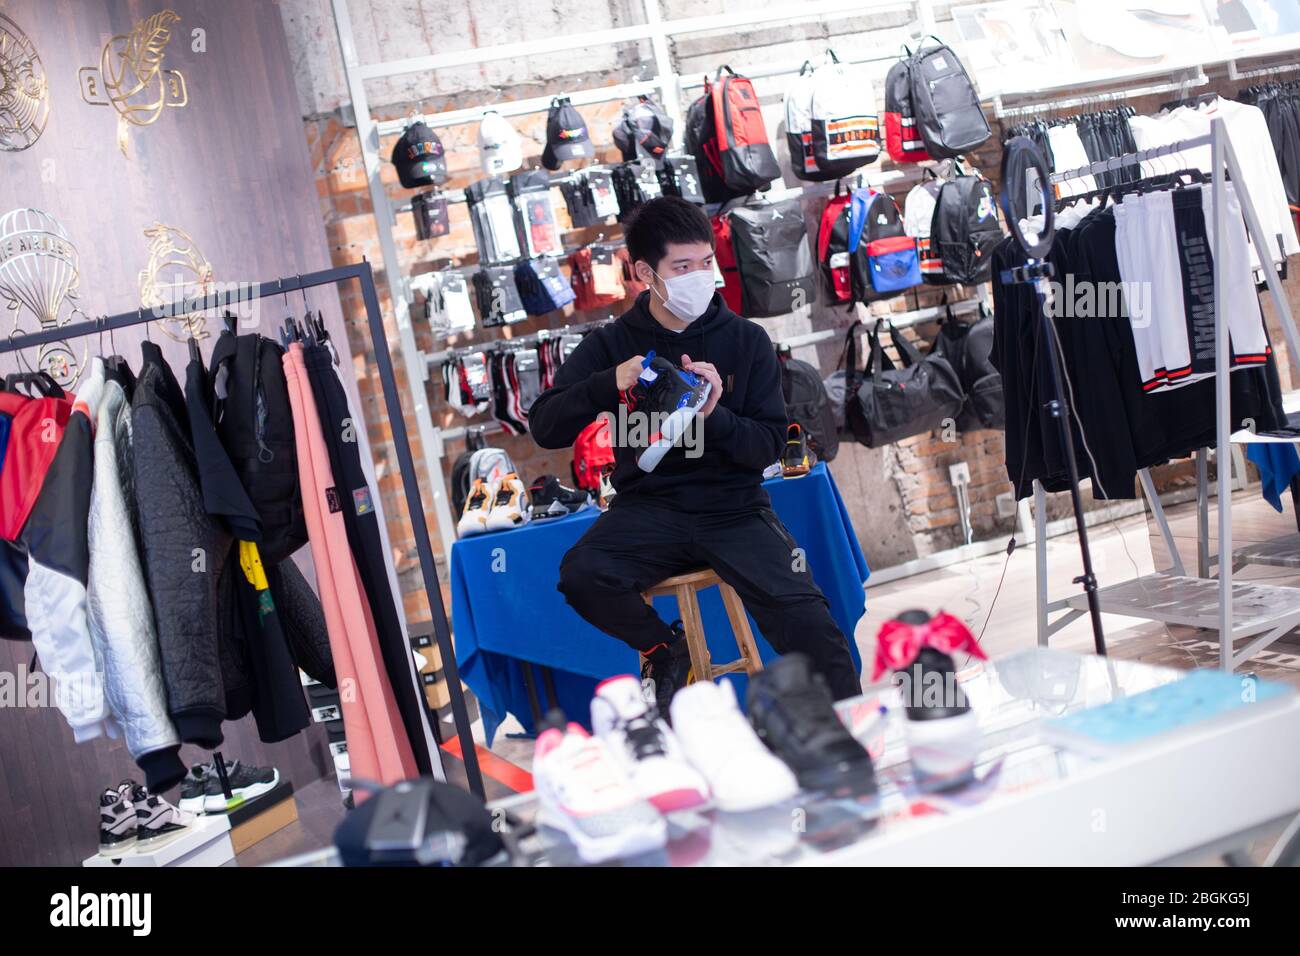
[996,491,1017,518]
[949,461,971,486]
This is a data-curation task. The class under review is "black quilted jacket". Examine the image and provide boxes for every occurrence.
[132,342,230,747]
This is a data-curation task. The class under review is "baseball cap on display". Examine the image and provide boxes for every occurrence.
[391,120,448,188]
[612,95,674,163]
[541,96,595,170]
[478,110,523,176]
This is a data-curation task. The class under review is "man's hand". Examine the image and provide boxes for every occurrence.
[615,355,646,391]
[682,354,722,417]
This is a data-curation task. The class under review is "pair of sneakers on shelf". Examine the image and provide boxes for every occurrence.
[532,674,803,864]
[457,472,530,537]
[98,781,193,857]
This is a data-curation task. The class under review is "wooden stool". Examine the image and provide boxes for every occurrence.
[642,567,764,683]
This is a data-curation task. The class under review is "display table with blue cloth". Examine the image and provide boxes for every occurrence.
[452,463,868,744]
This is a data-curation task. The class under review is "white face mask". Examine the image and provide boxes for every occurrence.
[649,267,715,324]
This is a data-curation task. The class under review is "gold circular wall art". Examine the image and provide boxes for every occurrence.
[0,13,50,152]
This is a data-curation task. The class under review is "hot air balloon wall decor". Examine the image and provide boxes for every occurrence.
[0,12,50,152]
[78,9,188,158]
[0,208,86,387]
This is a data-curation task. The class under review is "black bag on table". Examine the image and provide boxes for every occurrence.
[842,319,964,448]
[778,349,839,463]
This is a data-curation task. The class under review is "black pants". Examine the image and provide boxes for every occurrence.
[558,499,861,700]
[304,345,436,777]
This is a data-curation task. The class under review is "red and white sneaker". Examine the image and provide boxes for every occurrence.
[591,675,711,814]
[533,721,666,864]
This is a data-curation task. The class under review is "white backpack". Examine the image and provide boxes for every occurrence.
[904,176,948,285]
[785,52,879,182]
[783,63,820,181]
[808,53,879,175]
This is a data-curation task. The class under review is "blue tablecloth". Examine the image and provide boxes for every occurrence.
[452,463,868,744]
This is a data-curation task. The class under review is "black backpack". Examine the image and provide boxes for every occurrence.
[908,38,991,160]
[727,198,818,318]
[841,319,964,448]
[933,305,1004,431]
[930,175,1002,285]
[779,349,839,462]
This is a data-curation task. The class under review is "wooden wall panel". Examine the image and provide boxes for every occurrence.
[0,0,344,866]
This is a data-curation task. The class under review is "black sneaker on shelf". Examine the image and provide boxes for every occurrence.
[625,352,711,473]
[131,784,193,850]
[528,474,594,520]
[781,423,815,478]
[203,760,280,812]
[178,764,211,814]
[98,782,138,857]
[746,653,877,797]
[640,621,693,718]
[889,610,974,721]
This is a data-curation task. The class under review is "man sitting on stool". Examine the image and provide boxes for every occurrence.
[528,197,860,712]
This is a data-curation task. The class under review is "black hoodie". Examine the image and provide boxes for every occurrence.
[529,291,786,513]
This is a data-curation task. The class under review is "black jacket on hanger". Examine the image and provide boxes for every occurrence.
[133,341,230,747]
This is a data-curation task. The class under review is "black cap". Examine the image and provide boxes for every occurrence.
[613,96,674,163]
[541,96,594,170]
[391,121,448,188]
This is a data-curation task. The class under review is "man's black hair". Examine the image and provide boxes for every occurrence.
[624,196,714,269]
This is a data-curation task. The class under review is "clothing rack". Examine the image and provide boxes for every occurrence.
[0,261,486,799]
[1047,135,1211,185]
[1030,122,1300,672]
[1228,58,1300,82]
[992,68,1209,120]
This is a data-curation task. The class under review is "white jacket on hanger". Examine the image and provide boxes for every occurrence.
[86,358,181,763]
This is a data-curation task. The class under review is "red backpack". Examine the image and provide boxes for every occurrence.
[572,418,615,492]
[817,188,856,305]
[883,48,932,164]
[711,212,744,313]
[693,66,781,200]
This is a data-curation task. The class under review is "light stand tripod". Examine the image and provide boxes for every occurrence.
[999,137,1106,656]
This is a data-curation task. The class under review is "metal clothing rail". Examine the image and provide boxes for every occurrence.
[993,69,1209,120]
[1048,135,1211,185]
[0,261,486,798]
[1032,121,1300,672]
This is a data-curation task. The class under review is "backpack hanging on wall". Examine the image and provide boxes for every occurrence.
[930,174,1002,285]
[687,66,781,202]
[907,37,991,160]
[727,197,818,317]
[854,188,920,297]
[840,319,964,448]
[904,172,950,285]
[778,348,840,463]
[784,51,879,182]
[883,46,932,164]
[711,210,744,313]
[932,303,1004,431]
[816,184,864,306]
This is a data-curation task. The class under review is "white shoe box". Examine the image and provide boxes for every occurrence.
[83,814,234,868]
